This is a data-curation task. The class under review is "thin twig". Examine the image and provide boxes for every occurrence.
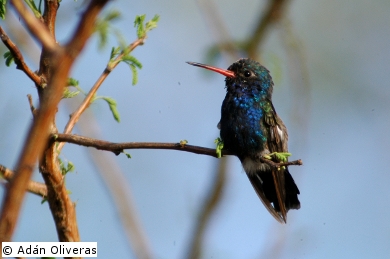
[27,94,36,116]
[54,133,303,168]
[57,37,146,151]
[42,0,59,39]
[259,156,303,168]
[197,0,239,60]
[0,26,42,86]
[0,164,47,198]
[56,133,221,156]
[246,0,290,58]
[9,0,57,51]
[5,14,41,63]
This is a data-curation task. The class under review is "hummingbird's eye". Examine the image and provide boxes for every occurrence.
[244,70,252,77]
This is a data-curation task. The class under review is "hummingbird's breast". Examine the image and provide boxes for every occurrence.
[220,89,267,157]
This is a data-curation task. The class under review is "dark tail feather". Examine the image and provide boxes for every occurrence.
[247,168,300,223]
[284,169,301,210]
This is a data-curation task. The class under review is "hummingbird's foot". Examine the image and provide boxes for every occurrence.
[214,137,224,158]
[262,152,292,168]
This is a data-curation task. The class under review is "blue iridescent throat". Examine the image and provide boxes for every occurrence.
[228,83,268,150]
[221,61,273,156]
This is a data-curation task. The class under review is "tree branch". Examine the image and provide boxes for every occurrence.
[0,26,42,86]
[38,0,111,244]
[197,1,240,60]
[9,0,57,51]
[0,164,47,198]
[42,0,59,39]
[40,140,80,243]
[246,0,290,58]
[259,156,303,168]
[55,133,222,157]
[0,0,110,243]
[27,94,37,116]
[57,37,147,151]
[54,133,303,168]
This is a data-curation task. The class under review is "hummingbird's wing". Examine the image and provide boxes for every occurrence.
[253,100,300,223]
[270,110,301,212]
[265,105,288,222]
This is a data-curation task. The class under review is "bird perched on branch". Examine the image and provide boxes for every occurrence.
[187,58,300,223]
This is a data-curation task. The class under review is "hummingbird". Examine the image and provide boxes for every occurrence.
[187,58,300,223]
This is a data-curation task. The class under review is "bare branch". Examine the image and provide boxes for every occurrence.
[197,1,239,60]
[40,141,80,243]
[55,133,222,157]
[58,37,146,151]
[54,133,303,168]
[64,0,110,59]
[0,164,47,198]
[42,0,59,38]
[246,0,290,58]
[0,26,42,85]
[9,0,57,51]
[259,157,303,168]
[27,94,37,116]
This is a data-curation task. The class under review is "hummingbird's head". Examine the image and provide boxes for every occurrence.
[187,58,273,98]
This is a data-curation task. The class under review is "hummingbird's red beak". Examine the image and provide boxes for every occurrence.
[187,61,235,78]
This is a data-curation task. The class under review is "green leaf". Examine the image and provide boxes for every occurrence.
[123,151,131,158]
[121,55,142,69]
[109,46,121,61]
[264,152,292,163]
[134,14,160,39]
[59,158,76,175]
[24,0,41,18]
[67,77,79,87]
[63,88,80,99]
[134,14,146,38]
[105,10,121,21]
[95,23,109,49]
[95,10,122,49]
[214,137,224,158]
[67,161,75,173]
[41,197,48,204]
[274,152,291,163]
[38,0,42,14]
[65,78,82,98]
[102,96,120,122]
[108,50,143,86]
[0,0,6,20]
[119,55,142,85]
[145,14,160,33]
[3,51,14,67]
[129,64,138,85]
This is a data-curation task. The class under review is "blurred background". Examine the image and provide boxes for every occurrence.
[1,0,390,258]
